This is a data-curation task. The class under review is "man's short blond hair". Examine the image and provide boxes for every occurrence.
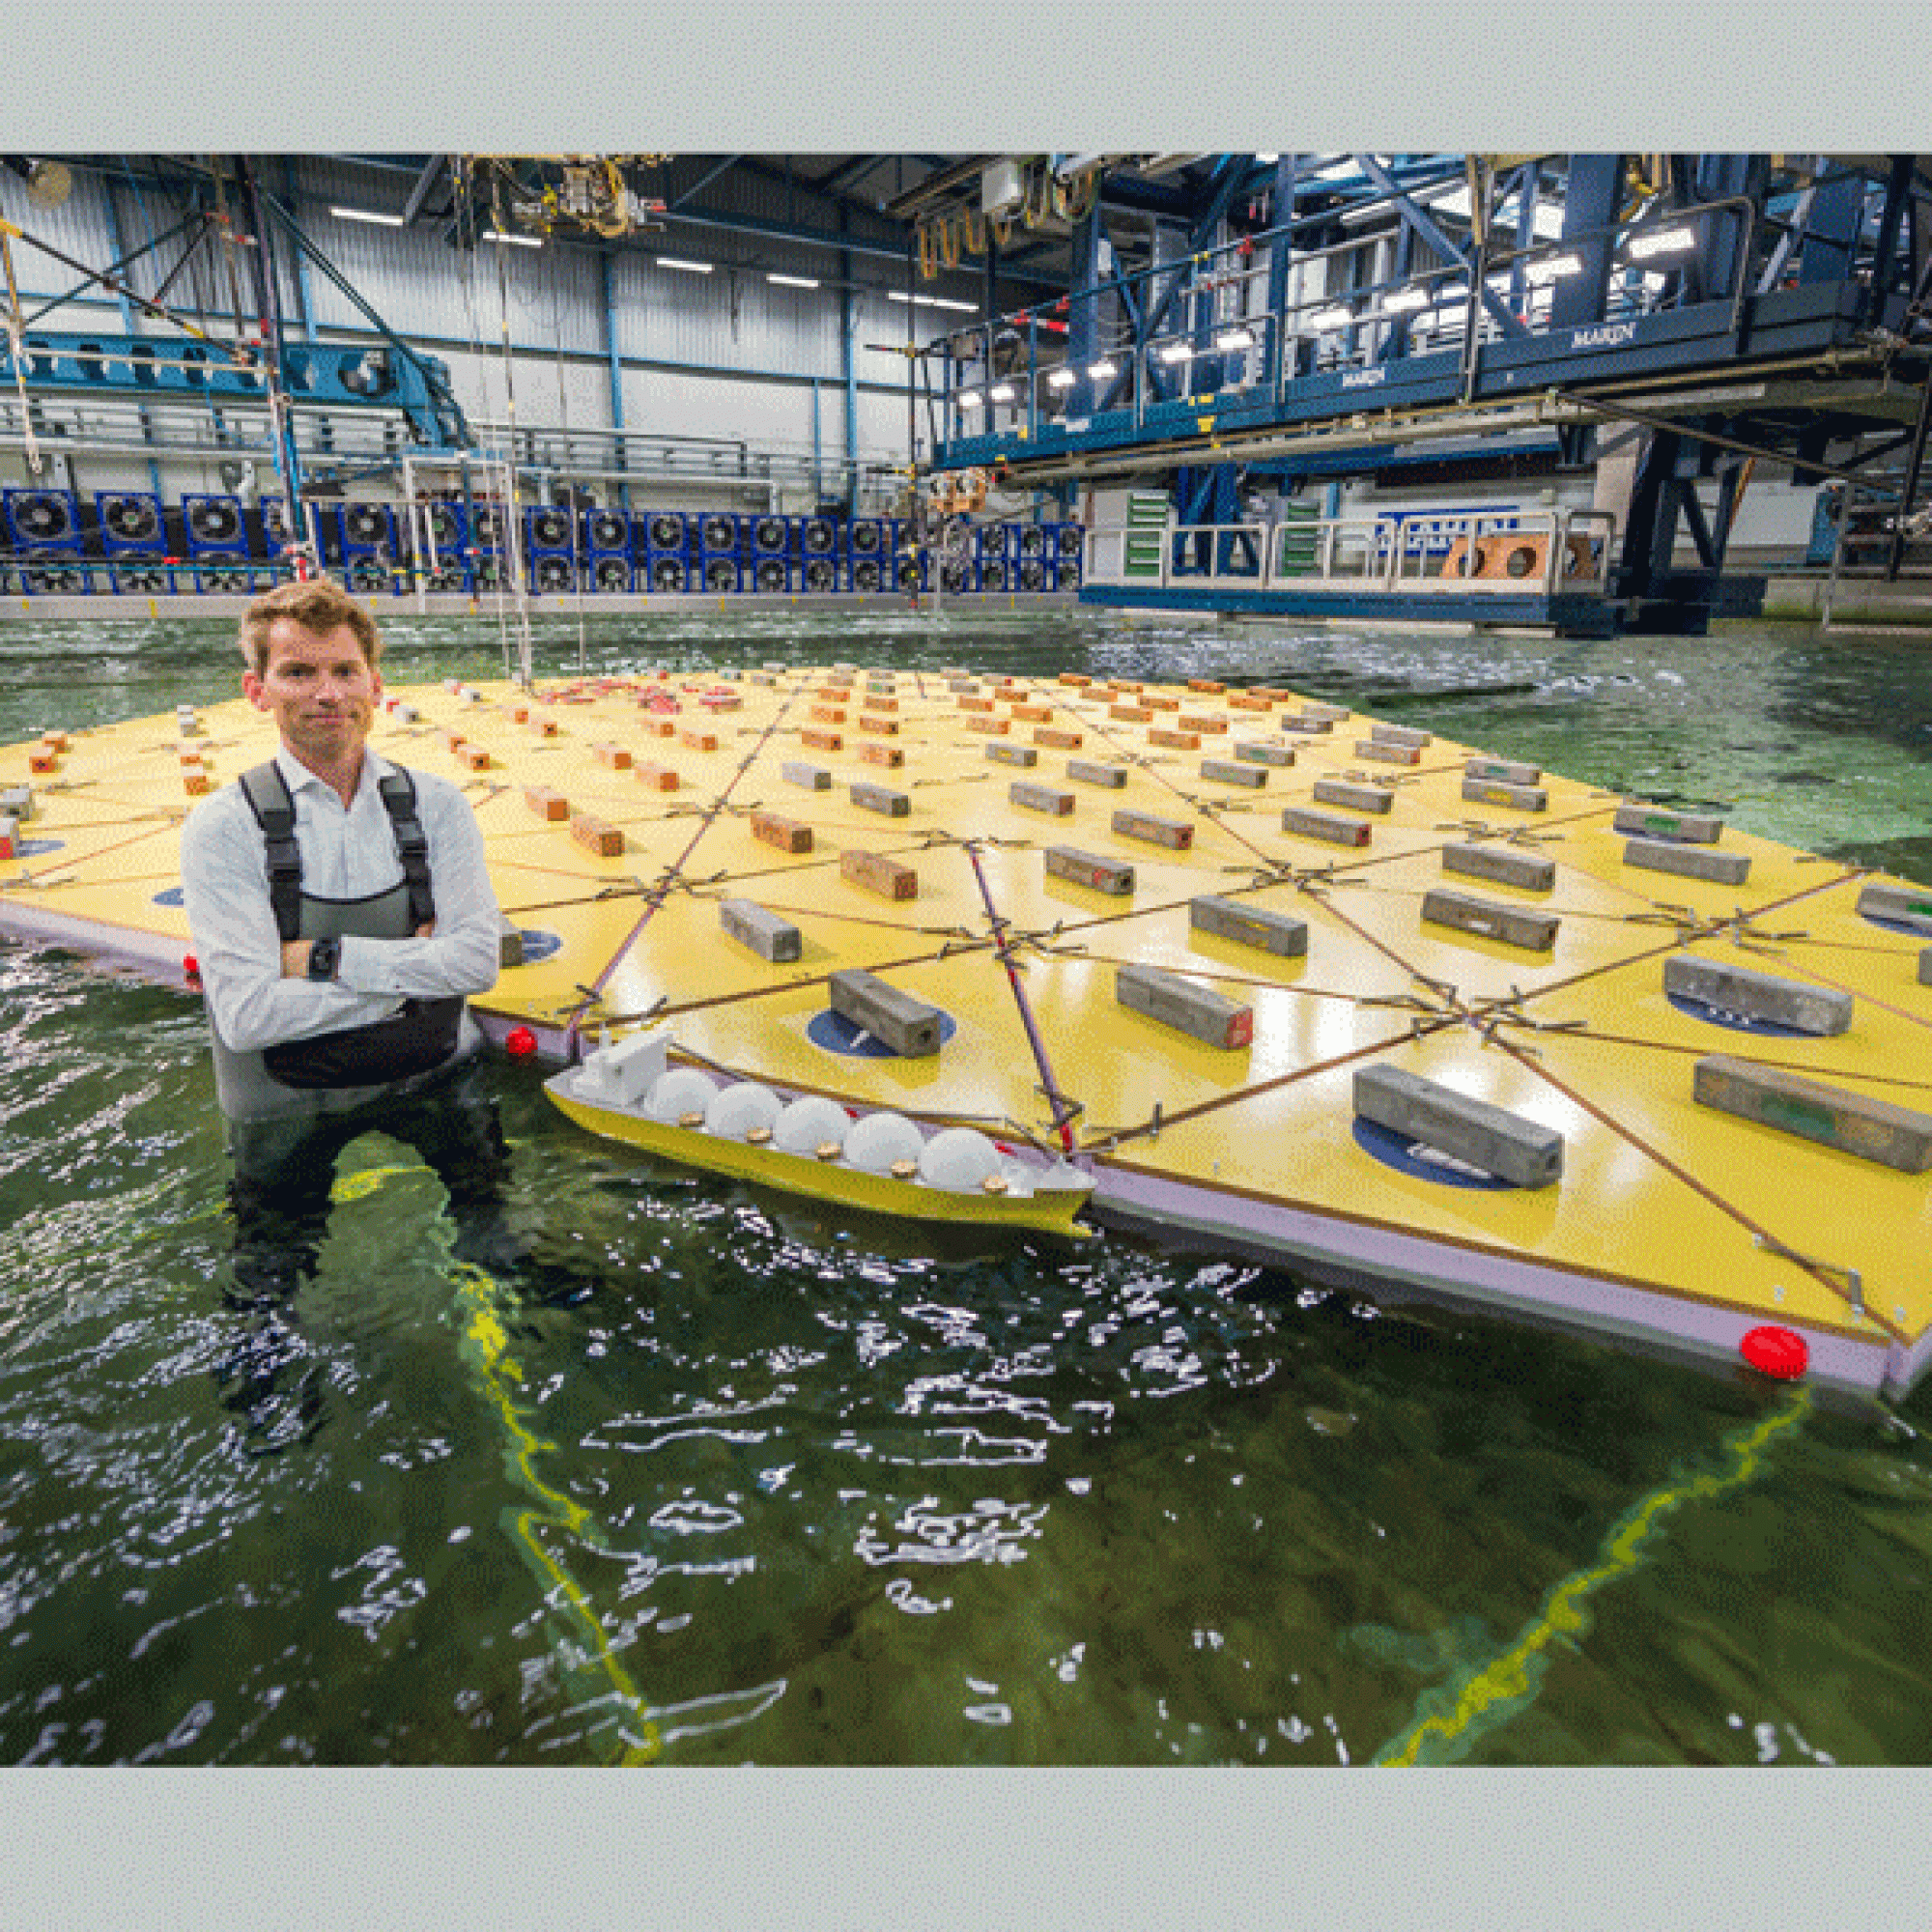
[239,577,384,678]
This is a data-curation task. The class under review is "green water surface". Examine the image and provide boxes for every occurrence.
[2,604,1929,1767]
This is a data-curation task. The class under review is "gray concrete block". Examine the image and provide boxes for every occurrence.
[1314,778,1395,814]
[1422,888,1560,951]
[1663,956,1854,1036]
[1046,846,1135,894]
[1066,759,1129,788]
[1461,777,1548,812]
[721,897,804,964]
[1693,1055,1932,1172]
[829,969,942,1057]
[1116,962,1254,1049]
[1857,881,1932,935]
[1613,803,1725,844]
[1281,805,1372,847]
[985,741,1039,768]
[1201,757,1267,788]
[1354,1064,1564,1187]
[1370,723,1432,748]
[782,760,832,791]
[1622,837,1751,886]
[1442,842,1556,893]
[850,781,911,817]
[1190,895,1309,957]
[1465,755,1541,785]
[1234,741,1294,767]
[1011,781,1076,815]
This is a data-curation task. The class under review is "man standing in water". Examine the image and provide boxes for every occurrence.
[182,578,511,1304]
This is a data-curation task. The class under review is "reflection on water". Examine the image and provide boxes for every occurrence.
[2,607,1931,1765]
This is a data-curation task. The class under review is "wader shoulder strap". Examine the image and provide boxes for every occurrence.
[376,766,437,930]
[238,761,302,943]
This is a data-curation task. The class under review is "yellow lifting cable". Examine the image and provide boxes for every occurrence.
[0,219,43,475]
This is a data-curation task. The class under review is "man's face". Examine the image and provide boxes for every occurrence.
[244,619,383,772]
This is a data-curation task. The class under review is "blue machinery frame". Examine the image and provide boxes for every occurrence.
[923,154,1932,635]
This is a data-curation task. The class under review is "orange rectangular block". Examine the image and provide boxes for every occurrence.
[1187,678,1225,694]
[641,717,676,738]
[40,731,70,752]
[1229,695,1272,713]
[1149,728,1202,751]
[183,772,212,796]
[858,715,899,735]
[819,685,852,702]
[526,714,559,737]
[459,746,492,771]
[1058,672,1093,688]
[571,814,625,858]
[1178,714,1227,734]
[1011,704,1053,723]
[964,717,1009,735]
[860,742,906,768]
[801,728,844,752]
[510,704,532,723]
[592,743,632,769]
[1111,704,1152,724]
[863,696,898,714]
[751,811,813,854]
[441,728,467,753]
[810,705,847,724]
[958,696,995,713]
[840,848,918,900]
[1145,695,1180,712]
[679,727,719,753]
[634,763,679,792]
[179,750,205,770]
[1109,680,1144,694]
[1035,727,1083,750]
[28,751,58,774]
[525,787,570,821]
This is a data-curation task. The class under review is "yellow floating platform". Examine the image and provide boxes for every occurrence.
[5,663,1931,1396]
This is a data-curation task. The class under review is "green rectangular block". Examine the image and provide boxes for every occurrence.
[1613,802,1724,844]
[1692,1056,1932,1172]
[1857,881,1932,935]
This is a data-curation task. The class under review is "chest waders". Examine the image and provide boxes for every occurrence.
[207,760,470,1124]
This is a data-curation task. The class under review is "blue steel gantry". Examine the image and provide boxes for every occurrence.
[921,154,1932,636]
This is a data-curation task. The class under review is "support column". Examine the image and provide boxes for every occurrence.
[1548,154,1624,332]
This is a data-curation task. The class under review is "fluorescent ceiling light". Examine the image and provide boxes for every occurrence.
[1382,286,1433,314]
[1255,153,1279,164]
[888,291,979,312]
[1524,251,1582,284]
[1626,225,1695,261]
[767,272,819,289]
[483,229,542,248]
[1305,306,1353,332]
[1046,368,1076,388]
[957,390,983,409]
[1155,341,1195,364]
[1086,358,1117,381]
[331,205,404,227]
[988,383,1016,403]
[658,256,713,273]
[1213,327,1255,352]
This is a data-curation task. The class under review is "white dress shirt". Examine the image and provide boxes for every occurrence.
[181,745,501,1055]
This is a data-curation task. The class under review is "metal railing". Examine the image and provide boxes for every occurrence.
[1084,506,1620,601]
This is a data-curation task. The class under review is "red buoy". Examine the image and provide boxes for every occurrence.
[503,1026,538,1060]
[1740,1324,1808,1379]
[182,953,199,980]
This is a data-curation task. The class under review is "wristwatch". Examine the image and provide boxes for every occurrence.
[305,935,341,982]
